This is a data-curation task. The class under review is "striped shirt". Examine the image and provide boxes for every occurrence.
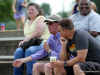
[31,32,61,60]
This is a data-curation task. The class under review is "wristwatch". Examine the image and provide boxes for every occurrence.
[48,49,52,54]
[64,61,68,67]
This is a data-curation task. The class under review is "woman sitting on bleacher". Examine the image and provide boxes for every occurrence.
[13,2,50,75]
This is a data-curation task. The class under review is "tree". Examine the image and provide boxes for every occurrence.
[91,0,100,14]
[0,0,30,30]
[0,0,14,22]
[41,3,51,17]
[57,11,69,19]
[0,0,30,22]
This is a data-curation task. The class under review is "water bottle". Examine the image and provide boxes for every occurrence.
[1,23,5,31]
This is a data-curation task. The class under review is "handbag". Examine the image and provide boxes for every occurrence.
[20,37,43,50]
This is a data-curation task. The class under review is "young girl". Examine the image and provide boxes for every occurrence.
[12,0,27,30]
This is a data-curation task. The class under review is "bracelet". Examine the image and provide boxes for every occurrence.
[48,49,52,54]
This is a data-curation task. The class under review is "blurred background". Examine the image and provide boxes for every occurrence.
[0,0,100,30]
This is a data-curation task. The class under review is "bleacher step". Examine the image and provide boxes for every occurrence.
[0,30,24,37]
[0,37,26,55]
[0,55,50,63]
[0,55,49,75]
[0,37,26,41]
[0,29,49,75]
[0,55,14,59]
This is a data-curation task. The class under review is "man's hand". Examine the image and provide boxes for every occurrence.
[89,31,99,37]
[50,60,64,68]
[43,42,50,52]
[60,37,68,45]
[12,59,24,68]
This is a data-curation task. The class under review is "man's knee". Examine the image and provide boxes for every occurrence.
[54,68,61,75]
[44,63,52,72]
[73,64,81,72]
[54,68,60,73]
[44,63,51,69]
[33,63,40,71]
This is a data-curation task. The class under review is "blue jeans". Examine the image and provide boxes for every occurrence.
[14,43,43,75]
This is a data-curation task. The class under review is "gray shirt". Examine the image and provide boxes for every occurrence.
[15,0,26,14]
[67,29,100,61]
[69,10,100,43]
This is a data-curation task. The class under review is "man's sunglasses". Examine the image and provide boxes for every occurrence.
[46,22,58,26]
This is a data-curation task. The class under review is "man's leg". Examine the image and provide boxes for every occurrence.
[74,61,100,75]
[73,64,85,75]
[54,67,67,75]
[44,63,54,75]
[33,63,45,75]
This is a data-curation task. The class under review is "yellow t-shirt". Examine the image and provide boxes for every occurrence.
[24,16,50,43]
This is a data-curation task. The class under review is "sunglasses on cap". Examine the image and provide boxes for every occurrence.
[46,21,58,26]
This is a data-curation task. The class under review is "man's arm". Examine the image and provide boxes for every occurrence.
[60,37,70,61]
[51,49,88,67]
[31,35,52,60]
[43,42,61,60]
[13,36,53,68]
[21,56,33,63]
[89,13,100,37]
[13,48,49,68]
[31,48,48,60]
[66,49,88,66]
[60,44,70,61]
[89,31,99,37]
[12,56,33,68]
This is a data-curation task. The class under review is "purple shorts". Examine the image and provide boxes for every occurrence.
[13,13,25,20]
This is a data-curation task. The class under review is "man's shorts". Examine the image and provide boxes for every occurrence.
[64,66,74,75]
[13,13,25,20]
[64,61,100,75]
[77,61,100,75]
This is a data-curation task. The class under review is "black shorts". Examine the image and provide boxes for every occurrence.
[77,61,100,75]
[64,66,74,75]
[64,61,100,75]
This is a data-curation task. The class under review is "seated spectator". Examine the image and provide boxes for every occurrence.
[69,0,100,43]
[51,18,100,75]
[13,2,50,75]
[70,0,97,15]
[12,14,62,75]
